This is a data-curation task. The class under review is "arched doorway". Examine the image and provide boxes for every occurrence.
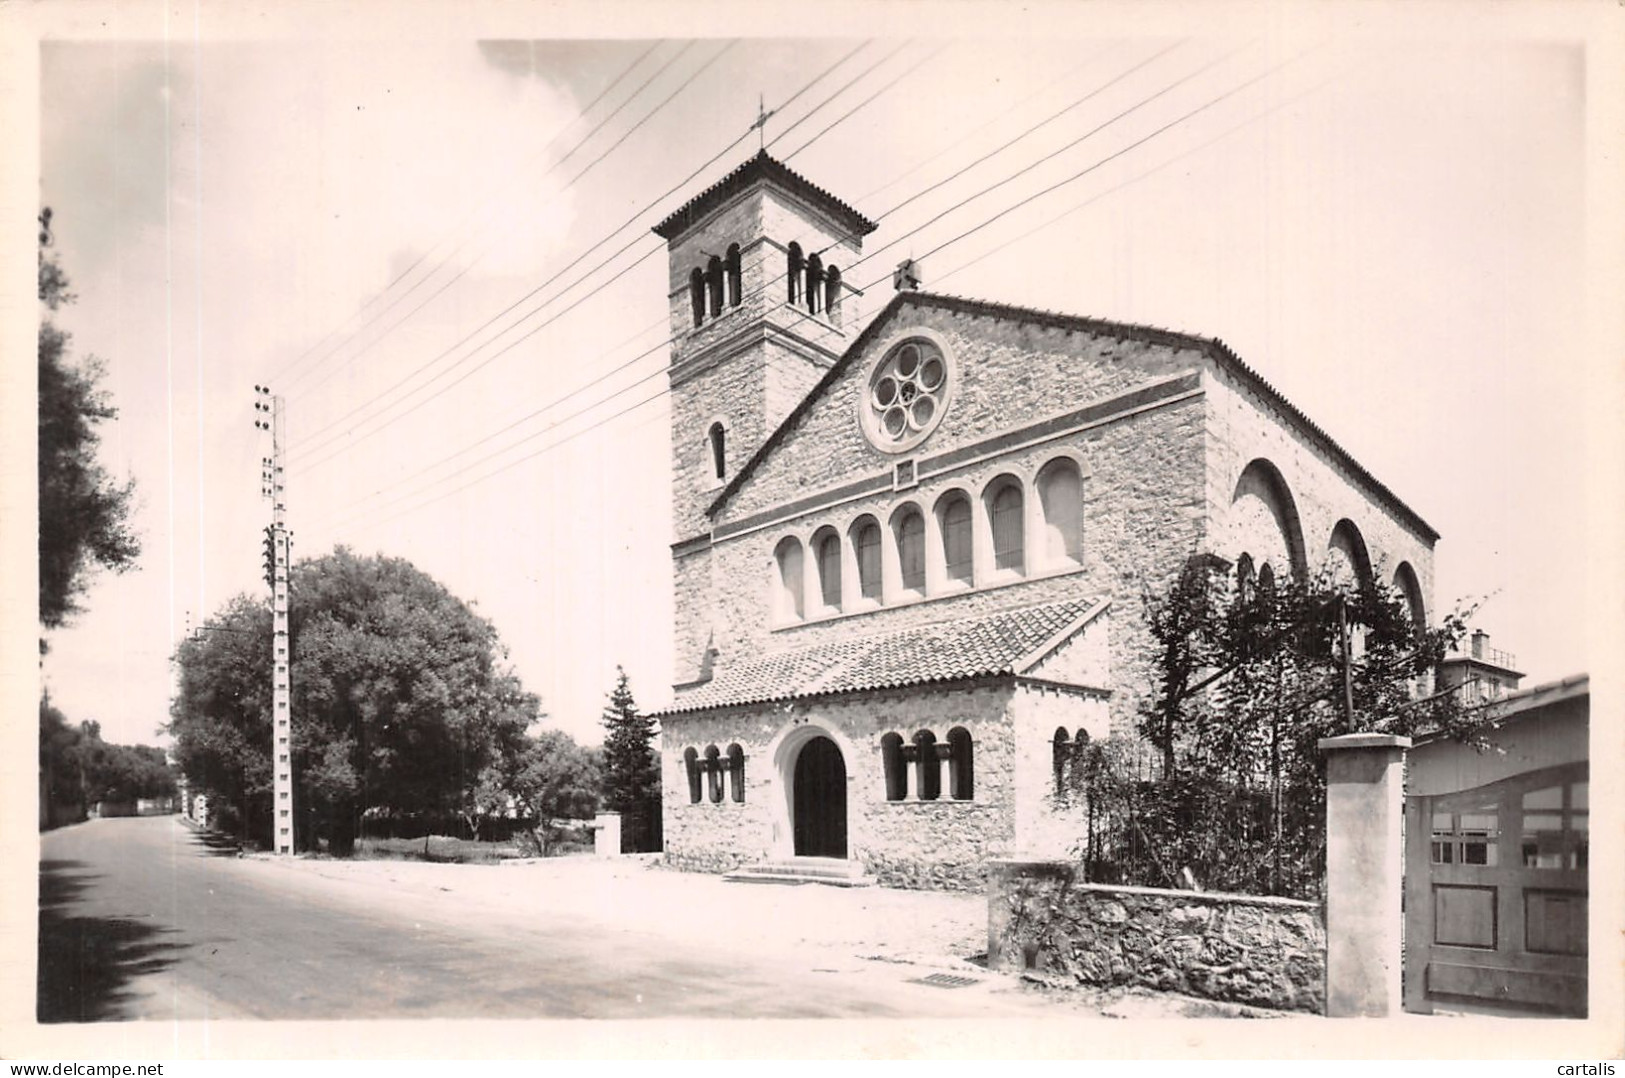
[792,735,847,858]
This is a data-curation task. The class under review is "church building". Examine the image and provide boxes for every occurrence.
[651,151,1437,890]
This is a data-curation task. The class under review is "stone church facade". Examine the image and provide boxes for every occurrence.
[651,151,1437,890]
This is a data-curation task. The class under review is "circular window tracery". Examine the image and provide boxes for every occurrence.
[861,337,952,452]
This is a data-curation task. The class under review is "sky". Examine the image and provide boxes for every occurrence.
[11,2,1619,754]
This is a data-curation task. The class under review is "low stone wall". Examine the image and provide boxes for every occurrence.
[663,847,750,875]
[988,860,1326,1013]
[864,850,987,892]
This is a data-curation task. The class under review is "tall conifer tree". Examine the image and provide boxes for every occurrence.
[599,667,659,817]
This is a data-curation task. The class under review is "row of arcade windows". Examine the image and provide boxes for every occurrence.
[786,243,843,325]
[682,744,746,804]
[688,244,743,327]
[880,728,974,802]
[772,457,1085,623]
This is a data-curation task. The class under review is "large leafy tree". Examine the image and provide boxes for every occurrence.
[169,548,539,853]
[1073,556,1482,897]
[482,729,600,855]
[37,208,140,634]
[39,698,176,828]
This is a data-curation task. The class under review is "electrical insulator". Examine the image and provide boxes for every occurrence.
[263,526,277,589]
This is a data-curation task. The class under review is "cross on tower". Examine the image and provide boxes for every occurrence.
[752,92,775,150]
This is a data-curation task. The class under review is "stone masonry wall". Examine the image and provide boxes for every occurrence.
[1008,683,1109,860]
[721,305,1208,523]
[988,861,1326,1013]
[690,343,1207,738]
[1202,362,1437,616]
[660,684,1018,891]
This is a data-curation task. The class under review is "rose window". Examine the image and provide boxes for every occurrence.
[864,338,950,451]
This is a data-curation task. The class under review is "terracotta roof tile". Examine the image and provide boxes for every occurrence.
[657,597,1105,715]
[651,149,878,241]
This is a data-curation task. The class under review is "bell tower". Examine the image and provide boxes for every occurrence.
[653,150,877,684]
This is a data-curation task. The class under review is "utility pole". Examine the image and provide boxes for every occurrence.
[254,384,294,855]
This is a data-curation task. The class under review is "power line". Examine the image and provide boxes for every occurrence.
[316,38,1201,488]
[282,41,713,406]
[319,44,1231,525]
[867,40,1184,224]
[289,40,871,472]
[904,45,1318,274]
[285,42,735,460]
[766,41,910,151]
[934,66,1346,290]
[853,42,1117,207]
[780,42,950,162]
[322,49,1307,536]
[818,40,1255,272]
[267,41,664,393]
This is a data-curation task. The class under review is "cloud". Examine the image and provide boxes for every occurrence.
[189,39,583,357]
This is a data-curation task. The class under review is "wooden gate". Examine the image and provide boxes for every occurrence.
[1403,761,1588,1016]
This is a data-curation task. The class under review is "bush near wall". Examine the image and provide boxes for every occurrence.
[988,860,1325,1013]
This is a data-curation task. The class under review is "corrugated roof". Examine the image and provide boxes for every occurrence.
[651,149,878,241]
[707,290,1440,545]
[657,597,1107,715]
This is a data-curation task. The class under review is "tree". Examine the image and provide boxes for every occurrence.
[168,548,539,854]
[599,667,659,851]
[38,208,139,634]
[40,697,176,828]
[1071,556,1482,897]
[503,730,601,856]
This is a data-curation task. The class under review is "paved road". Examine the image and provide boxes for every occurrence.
[38,816,1063,1022]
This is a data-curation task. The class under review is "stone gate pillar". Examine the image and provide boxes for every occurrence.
[1319,732,1410,1017]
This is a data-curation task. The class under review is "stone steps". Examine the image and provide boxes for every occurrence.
[724,857,876,888]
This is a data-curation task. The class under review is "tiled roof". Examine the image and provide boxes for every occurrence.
[657,597,1107,715]
[651,149,879,241]
[707,290,1440,544]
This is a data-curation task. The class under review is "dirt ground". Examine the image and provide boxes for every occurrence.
[256,848,1300,1018]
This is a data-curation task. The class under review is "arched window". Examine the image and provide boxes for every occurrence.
[708,422,726,481]
[1326,518,1374,594]
[1258,562,1276,601]
[813,527,842,612]
[727,743,745,803]
[689,268,705,327]
[894,508,925,594]
[824,265,842,325]
[774,536,805,621]
[787,242,803,304]
[947,727,974,801]
[1037,458,1083,567]
[851,516,882,601]
[1052,728,1070,796]
[1393,562,1426,631]
[989,482,1024,572]
[684,747,702,804]
[1230,459,1307,582]
[725,243,742,307]
[912,730,940,801]
[704,744,723,803]
[1236,552,1255,602]
[937,492,973,585]
[706,256,724,317]
[806,253,823,314]
[881,732,906,801]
